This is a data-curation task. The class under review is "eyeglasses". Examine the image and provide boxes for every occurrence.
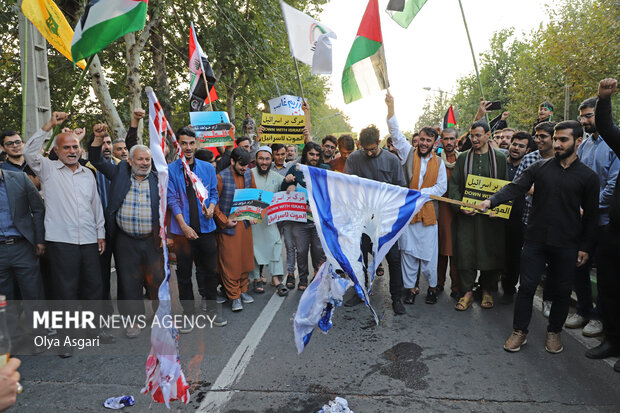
[577,113,594,121]
[3,140,23,147]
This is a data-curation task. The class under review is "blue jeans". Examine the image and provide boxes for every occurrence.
[514,241,577,334]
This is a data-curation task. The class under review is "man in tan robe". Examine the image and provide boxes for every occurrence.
[214,147,257,311]
[437,128,460,299]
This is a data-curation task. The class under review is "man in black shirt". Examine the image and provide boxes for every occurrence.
[478,121,599,354]
[587,78,620,371]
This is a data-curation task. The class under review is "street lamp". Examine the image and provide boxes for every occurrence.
[422,86,455,97]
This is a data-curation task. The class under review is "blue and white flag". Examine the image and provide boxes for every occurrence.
[293,165,428,353]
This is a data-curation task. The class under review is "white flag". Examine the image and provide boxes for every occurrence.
[280,0,337,74]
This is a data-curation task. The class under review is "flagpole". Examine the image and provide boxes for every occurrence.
[292,56,306,102]
[201,71,214,111]
[45,54,95,153]
[457,0,490,126]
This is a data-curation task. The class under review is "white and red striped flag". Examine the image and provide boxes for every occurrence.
[142,86,196,407]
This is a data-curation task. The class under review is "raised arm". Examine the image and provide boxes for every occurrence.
[23,112,68,176]
[385,92,411,166]
[595,78,620,156]
[89,123,119,180]
[125,108,145,152]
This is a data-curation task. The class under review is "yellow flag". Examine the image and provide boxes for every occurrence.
[21,0,86,69]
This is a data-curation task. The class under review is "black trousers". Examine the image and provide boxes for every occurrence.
[597,226,620,345]
[99,237,115,315]
[0,239,44,340]
[514,241,577,334]
[174,232,218,315]
[361,234,403,301]
[46,241,102,301]
[502,221,525,295]
[114,231,164,317]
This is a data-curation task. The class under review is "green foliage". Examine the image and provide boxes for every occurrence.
[415,0,620,134]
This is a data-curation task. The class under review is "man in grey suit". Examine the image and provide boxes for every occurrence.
[0,169,45,351]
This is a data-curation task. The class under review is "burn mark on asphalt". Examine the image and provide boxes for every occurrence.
[366,342,429,390]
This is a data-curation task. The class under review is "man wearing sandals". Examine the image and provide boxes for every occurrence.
[249,146,288,297]
[385,93,447,305]
[479,121,598,354]
[167,127,226,328]
[449,120,507,311]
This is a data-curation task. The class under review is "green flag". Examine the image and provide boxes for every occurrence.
[386,0,428,28]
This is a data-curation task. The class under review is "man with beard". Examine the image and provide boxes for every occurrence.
[90,124,164,338]
[565,98,620,337]
[500,131,532,304]
[513,121,556,316]
[214,148,257,312]
[449,120,507,311]
[167,127,224,329]
[285,145,298,163]
[437,128,460,298]
[1,131,40,189]
[500,128,516,151]
[281,142,327,291]
[321,135,338,163]
[250,146,287,296]
[479,121,598,354]
[344,115,408,315]
[386,93,447,305]
[24,113,112,354]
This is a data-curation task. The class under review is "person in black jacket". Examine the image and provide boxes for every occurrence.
[89,124,163,339]
[479,121,599,355]
[586,78,620,371]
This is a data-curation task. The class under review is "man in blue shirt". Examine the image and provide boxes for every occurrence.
[565,98,620,337]
[168,127,225,329]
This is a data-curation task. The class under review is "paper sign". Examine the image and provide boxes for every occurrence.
[190,111,235,147]
[260,113,306,145]
[230,188,273,223]
[460,174,512,219]
[268,95,303,116]
[267,191,308,225]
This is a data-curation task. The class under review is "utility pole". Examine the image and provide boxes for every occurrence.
[564,79,570,121]
[18,2,51,141]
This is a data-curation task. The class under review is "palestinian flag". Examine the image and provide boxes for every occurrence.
[189,22,218,111]
[442,105,456,130]
[386,0,428,29]
[342,0,389,104]
[71,0,148,63]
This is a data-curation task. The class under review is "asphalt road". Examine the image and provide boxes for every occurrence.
[12,266,620,412]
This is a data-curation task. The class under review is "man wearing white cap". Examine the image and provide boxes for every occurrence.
[250,146,288,296]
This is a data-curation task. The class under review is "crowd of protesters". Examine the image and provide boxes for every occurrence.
[0,78,618,376]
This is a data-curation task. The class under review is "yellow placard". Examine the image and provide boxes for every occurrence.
[260,113,305,144]
[461,174,512,219]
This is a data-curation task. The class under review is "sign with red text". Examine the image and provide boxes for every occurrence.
[267,191,308,224]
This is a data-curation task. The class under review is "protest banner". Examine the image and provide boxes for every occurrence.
[260,113,306,144]
[460,174,512,219]
[267,191,308,225]
[189,111,234,147]
[230,188,273,223]
[268,94,304,115]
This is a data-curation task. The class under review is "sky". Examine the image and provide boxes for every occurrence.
[317,0,550,135]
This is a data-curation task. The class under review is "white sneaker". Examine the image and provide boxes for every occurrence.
[240,292,254,303]
[565,313,588,329]
[583,320,603,337]
[542,301,552,318]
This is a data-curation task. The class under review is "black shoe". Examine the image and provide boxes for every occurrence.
[436,285,444,294]
[344,293,363,307]
[425,288,437,304]
[392,299,406,315]
[500,293,514,305]
[403,290,417,305]
[97,331,116,344]
[59,348,73,358]
[585,341,620,359]
[615,359,620,373]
